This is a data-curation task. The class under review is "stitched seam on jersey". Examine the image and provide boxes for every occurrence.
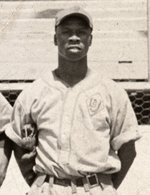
[57,89,70,164]
[68,90,82,162]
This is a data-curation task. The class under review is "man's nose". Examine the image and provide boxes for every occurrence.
[68,34,80,44]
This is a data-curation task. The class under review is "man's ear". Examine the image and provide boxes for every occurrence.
[54,34,58,46]
[88,34,93,46]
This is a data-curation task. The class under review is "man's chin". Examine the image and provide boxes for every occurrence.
[67,53,83,60]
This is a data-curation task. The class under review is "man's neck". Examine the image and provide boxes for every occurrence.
[55,56,88,87]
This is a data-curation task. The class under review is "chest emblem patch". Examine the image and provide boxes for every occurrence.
[86,93,103,116]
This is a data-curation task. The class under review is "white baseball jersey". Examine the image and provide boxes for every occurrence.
[6,69,140,179]
[0,93,12,133]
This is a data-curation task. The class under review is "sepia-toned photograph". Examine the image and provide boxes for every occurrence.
[0,0,150,195]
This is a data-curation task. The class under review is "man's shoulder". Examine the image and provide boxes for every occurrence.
[22,69,54,92]
[17,77,49,104]
[89,73,128,100]
[91,73,124,92]
[101,78,127,97]
[21,78,45,93]
[101,78,125,92]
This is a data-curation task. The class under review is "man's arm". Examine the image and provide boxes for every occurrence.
[13,142,36,186]
[112,140,136,189]
[13,123,37,186]
[0,132,12,186]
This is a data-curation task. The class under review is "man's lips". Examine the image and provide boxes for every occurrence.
[67,45,82,50]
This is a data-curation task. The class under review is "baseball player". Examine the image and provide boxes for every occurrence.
[0,93,12,186]
[6,6,141,195]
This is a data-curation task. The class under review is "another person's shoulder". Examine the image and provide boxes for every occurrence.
[0,92,11,108]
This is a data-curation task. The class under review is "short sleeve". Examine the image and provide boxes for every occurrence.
[0,93,12,133]
[110,85,141,151]
[5,97,31,147]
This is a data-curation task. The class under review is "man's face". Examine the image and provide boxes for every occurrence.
[54,16,92,61]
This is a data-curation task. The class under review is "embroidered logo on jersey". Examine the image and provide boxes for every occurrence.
[87,93,103,116]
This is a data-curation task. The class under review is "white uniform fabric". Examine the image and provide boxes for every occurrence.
[0,93,12,134]
[6,69,140,179]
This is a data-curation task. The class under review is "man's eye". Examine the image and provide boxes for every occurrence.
[78,31,87,35]
[62,30,69,34]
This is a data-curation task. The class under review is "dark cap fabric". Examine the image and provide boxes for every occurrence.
[55,6,93,29]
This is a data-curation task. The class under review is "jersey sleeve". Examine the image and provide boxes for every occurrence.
[5,94,32,147]
[110,85,141,151]
[0,93,12,133]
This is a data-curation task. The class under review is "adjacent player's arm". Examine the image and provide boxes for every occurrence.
[111,140,136,189]
[13,141,36,186]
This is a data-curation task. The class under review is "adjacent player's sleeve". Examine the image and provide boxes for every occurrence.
[0,93,12,134]
[110,85,141,151]
[0,92,12,148]
[0,93,12,186]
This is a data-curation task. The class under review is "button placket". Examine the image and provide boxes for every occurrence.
[59,89,77,164]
